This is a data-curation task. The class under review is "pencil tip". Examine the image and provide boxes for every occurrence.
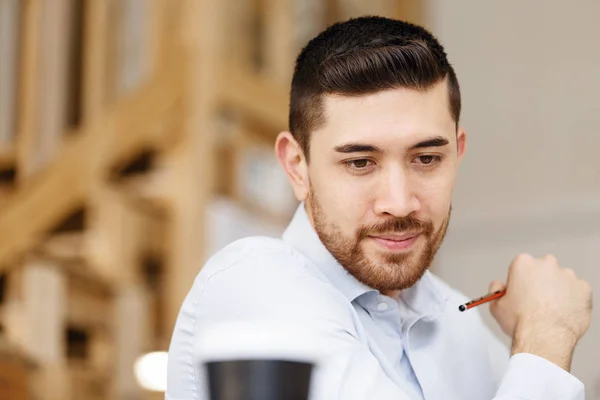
[458,305,466,312]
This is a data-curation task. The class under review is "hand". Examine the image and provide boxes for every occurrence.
[489,253,593,371]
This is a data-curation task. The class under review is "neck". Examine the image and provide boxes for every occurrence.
[381,290,401,300]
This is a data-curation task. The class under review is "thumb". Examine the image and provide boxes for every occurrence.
[488,280,506,316]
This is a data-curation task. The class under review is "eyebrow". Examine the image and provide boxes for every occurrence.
[409,136,450,150]
[334,143,382,153]
[334,136,450,154]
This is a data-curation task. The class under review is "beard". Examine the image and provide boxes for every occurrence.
[309,188,450,292]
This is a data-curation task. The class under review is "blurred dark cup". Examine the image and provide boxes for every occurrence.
[206,359,314,400]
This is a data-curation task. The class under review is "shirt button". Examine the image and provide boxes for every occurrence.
[377,302,389,311]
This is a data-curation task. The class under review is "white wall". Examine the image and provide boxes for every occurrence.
[426,0,600,397]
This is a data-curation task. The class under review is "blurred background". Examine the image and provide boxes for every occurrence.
[0,0,597,399]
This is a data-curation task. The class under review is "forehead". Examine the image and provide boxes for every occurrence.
[314,81,455,149]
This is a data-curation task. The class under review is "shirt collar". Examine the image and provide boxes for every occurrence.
[282,204,449,318]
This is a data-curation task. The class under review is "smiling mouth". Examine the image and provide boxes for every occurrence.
[368,233,421,251]
[369,232,420,241]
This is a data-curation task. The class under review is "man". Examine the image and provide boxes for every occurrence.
[166,16,593,400]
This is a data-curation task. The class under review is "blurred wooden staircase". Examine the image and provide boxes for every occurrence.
[0,1,423,399]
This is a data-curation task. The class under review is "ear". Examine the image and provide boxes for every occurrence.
[456,126,467,164]
[274,131,309,201]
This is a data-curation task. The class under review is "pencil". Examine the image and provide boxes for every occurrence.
[458,289,506,312]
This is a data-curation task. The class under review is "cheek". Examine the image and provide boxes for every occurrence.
[414,171,455,217]
[314,161,371,202]
[312,171,371,229]
[318,183,367,224]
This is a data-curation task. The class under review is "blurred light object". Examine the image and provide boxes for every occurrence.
[196,321,322,364]
[134,351,168,392]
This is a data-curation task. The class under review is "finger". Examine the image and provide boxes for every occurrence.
[488,280,506,293]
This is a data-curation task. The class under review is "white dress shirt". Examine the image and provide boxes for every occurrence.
[166,204,585,400]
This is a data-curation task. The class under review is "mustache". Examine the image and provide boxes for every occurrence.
[357,215,434,239]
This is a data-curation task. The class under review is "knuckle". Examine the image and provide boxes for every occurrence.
[542,254,558,264]
[489,280,504,291]
[581,280,593,294]
[511,253,532,270]
[516,253,533,262]
[564,268,577,278]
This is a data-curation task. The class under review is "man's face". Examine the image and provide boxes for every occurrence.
[303,80,465,293]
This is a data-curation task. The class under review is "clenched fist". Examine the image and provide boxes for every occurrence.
[489,253,593,371]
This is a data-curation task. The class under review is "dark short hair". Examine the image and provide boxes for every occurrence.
[289,16,460,160]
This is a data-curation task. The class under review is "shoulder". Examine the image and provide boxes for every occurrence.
[199,236,310,278]
[194,236,329,292]
[186,236,351,320]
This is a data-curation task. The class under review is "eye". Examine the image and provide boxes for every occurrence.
[414,155,442,166]
[345,159,375,173]
[348,159,370,168]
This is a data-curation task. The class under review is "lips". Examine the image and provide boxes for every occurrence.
[369,232,420,241]
[368,232,421,251]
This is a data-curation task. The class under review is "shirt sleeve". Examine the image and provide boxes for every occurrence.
[478,302,585,400]
[494,353,585,400]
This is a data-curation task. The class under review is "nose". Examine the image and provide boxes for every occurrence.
[372,167,421,218]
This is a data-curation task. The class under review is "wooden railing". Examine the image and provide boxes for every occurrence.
[0,62,185,268]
